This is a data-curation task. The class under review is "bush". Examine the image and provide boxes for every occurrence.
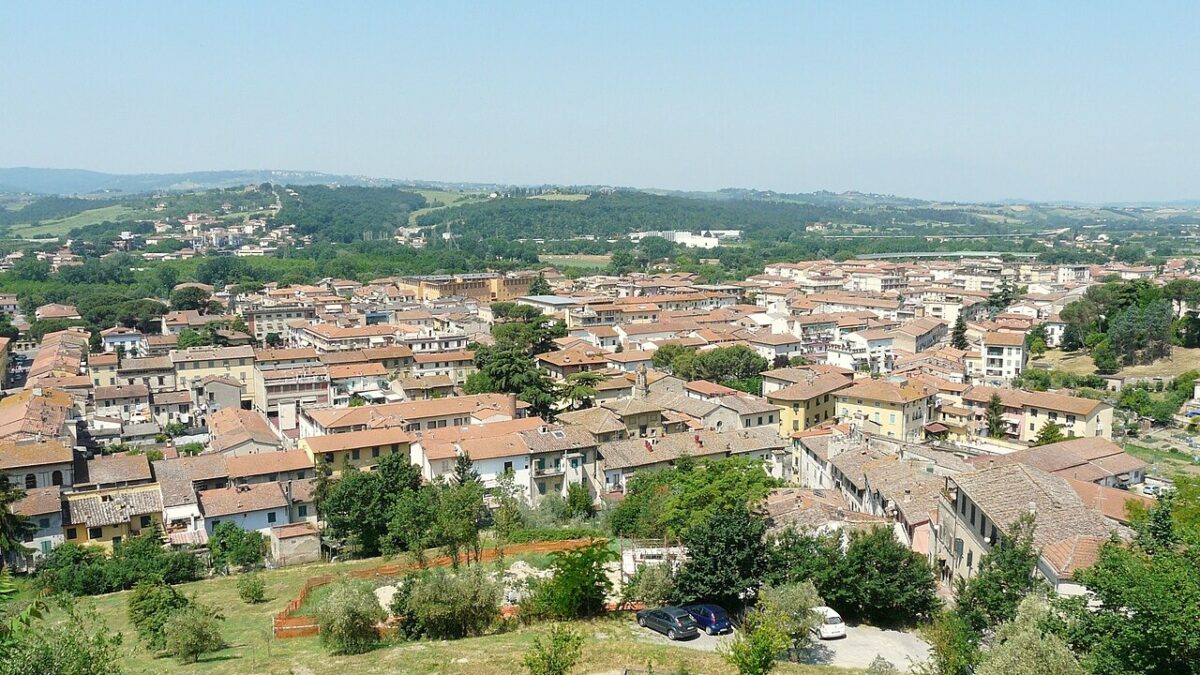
[523,624,584,675]
[563,483,593,520]
[504,527,607,544]
[314,578,385,655]
[38,534,202,596]
[0,599,124,675]
[400,567,501,639]
[210,522,267,571]
[523,541,617,621]
[237,572,265,604]
[162,605,225,663]
[127,581,191,650]
[621,564,675,607]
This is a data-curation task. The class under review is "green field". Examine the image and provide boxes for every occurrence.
[407,189,486,226]
[1124,442,1200,476]
[538,254,612,269]
[528,193,589,202]
[31,551,848,675]
[9,205,146,237]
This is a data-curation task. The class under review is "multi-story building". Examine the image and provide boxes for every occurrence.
[299,427,414,474]
[242,302,316,343]
[835,379,935,442]
[766,372,854,435]
[395,272,536,302]
[171,345,257,401]
[979,332,1027,386]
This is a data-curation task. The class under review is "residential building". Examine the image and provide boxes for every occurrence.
[835,379,935,441]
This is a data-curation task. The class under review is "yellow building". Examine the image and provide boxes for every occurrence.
[63,484,164,552]
[299,427,414,474]
[766,373,853,436]
[395,273,535,302]
[87,352,119,387]
[835,379,935,442]
[170,345,257,401]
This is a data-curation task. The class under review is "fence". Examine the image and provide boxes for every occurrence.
[272,538,600,638]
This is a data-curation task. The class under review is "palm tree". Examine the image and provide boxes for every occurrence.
[561,370,606,410]
[0,477,34,570]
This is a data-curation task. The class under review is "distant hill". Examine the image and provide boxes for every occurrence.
[0,167,403,195]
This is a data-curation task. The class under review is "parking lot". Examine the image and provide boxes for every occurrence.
[634,622,930,670]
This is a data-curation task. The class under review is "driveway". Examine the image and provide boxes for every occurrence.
[634,623,929,670]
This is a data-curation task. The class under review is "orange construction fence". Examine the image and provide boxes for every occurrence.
[272,539,600,638]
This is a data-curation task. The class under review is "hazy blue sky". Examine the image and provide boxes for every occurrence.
[3,2,1198,202]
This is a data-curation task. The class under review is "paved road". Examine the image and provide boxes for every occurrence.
[634,622,929,670]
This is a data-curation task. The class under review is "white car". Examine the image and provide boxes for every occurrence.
[811,606,846,639]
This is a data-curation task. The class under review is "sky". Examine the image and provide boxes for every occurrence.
[2,2,1199,203]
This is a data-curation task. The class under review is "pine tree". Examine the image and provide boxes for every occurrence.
[986,393,1006,438]
[1033,420,1065,446]
[528,273,552,296]
[454,451,481,485]
[952,314,969,350]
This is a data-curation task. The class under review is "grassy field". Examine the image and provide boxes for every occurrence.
[34,550,850,675]
[539,254,612,269]
[1040,347,1200,379]
[1124,442,1200,476]
[407,189,486,226]
[528,193,589,201]
[9,205,145,237]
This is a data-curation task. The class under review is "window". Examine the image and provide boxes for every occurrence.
[140,516,152,529]
[38,517,50,529]
[51,470,63,486]
[267,512,277,523]
[1067,415,1076,424]
[970,504,976,526]
[67,528,77,540]
[298,505,308,517]
[324,453,334,463]
[111,536,121,546]
[88,527,103,539]
[966,550,973,567]
[504,461,513,473]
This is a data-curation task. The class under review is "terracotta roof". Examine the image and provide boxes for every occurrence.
[304,394,518,431]
[327,362,388,379]
[1067,478,1155,524]
[209,408,280,453]
[152,454,230,506]
[272,522,319,539]
[86,453,152,485]
[95,384,150,401]
[600,428,786,470]
[684,380,739,397]
[199,482,287,517]
[302,427,413,454]
[838,379,931,405]
[412,350,475,364]
[65,487,162,527]
[0,439,73,470]
[11,485,62,516]
[226,449,313,478]
[984,331,1026,347]
[768,373,854,402]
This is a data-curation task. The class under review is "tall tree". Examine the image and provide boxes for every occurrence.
[951,314,969,350]
[560,370,605,410]
[1033,421,1065,446]
[528,273,552,296]
[986,393,1006,438]
[0,478,34,569]
[672,504,768,610]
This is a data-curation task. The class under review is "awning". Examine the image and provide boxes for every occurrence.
[924,422,949,434]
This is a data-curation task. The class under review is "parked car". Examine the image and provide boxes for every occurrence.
[681,603,733,635]
[811,606,846,639]
[636,606,700,640]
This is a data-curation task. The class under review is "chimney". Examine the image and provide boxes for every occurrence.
[644,439,653,453]
[694,434,702,448]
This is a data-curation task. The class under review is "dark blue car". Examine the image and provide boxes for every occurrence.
[681,604,732,635]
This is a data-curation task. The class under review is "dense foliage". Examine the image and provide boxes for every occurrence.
[314,577,386,655]
[523,541,617,621]
[274,185,426,242]
[672,504,769,610]
[38,535,202,596]
[608,457,781,539]
[209,522,267,571]
[393,567,501,639]
[317,454,423,557]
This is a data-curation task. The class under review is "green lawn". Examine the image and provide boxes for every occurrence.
[1124,442,1200,476]
[407,189,486,226]
[38,550,848,675]
[10,205,146,237]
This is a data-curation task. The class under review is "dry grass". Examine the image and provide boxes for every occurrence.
[49,553,852,675]
[1039,347,1200,379]
[539,254,612,269]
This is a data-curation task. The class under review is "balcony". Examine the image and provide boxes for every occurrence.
[534,464,565,477]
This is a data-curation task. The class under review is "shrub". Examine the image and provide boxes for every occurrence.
[621,564,675,607]
[127,581,191,650]
[523,541,616,621]
[38,534,201,596]
[237,572,265,604]
[314,578,385,655]
[210,522,267,571]
[504,527,606,544]
[523,624,584,675]
[402,567,501,639]
[162,605,225,663]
